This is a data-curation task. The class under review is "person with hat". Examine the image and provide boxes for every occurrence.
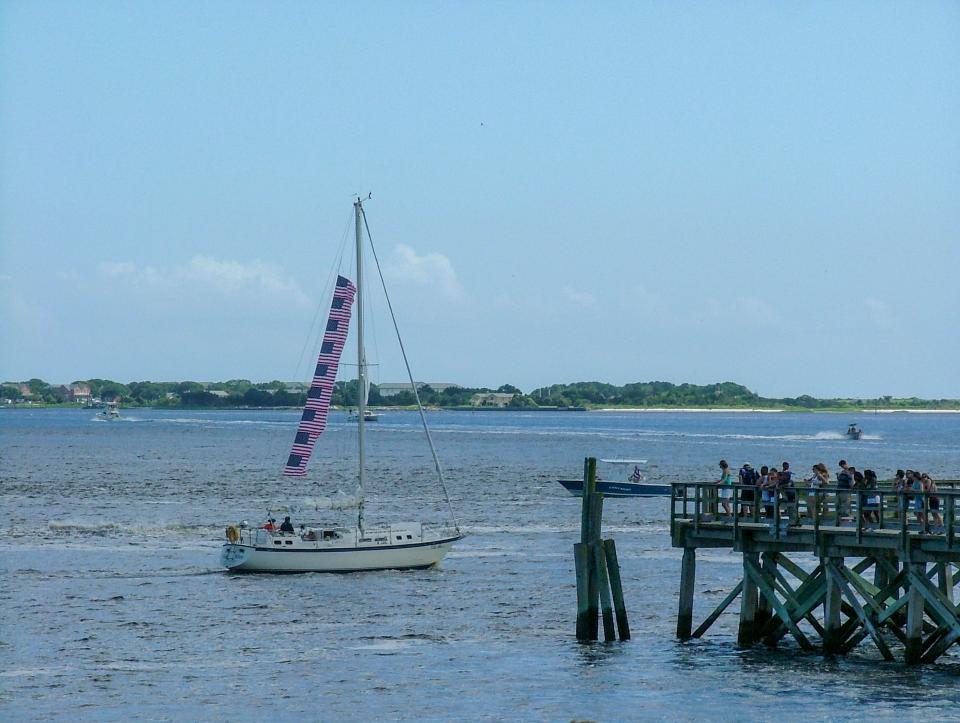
[279,516,295,533]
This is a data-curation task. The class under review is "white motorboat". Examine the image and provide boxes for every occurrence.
[347,408,380,423]
[96,401,120,420]
[221,197,462,573]
[846,423,862,440]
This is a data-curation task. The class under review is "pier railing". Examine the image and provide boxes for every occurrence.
[670,482,960,548]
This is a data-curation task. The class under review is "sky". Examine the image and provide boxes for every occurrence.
[1,1,958,398]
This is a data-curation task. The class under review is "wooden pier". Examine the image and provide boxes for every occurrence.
[671,482,960,664]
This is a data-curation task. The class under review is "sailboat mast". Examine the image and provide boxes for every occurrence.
[355,199,367,532]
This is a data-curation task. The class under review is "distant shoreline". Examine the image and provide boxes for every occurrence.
[594,407,960,414]
[4,404,960,414]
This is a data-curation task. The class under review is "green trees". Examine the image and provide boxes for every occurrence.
[0,383,22,400]
[3,377,959,410]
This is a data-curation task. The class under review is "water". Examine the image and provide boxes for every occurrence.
[3,408,960,720]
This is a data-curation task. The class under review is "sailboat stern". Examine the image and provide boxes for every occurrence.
[221,542,255,570]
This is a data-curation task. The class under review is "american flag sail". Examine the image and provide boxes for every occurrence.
[282,275,357,477]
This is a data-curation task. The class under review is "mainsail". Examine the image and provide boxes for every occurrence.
[283,275,357,476]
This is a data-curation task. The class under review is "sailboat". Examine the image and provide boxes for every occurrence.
[221,197,462,573]
[348,378,379,422]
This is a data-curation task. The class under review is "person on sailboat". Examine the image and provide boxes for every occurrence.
[630,465,642,482]
[262,518,277,532]
[280,516,295,533]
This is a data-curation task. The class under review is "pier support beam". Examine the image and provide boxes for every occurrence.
[823,557,843,654]
[756,552,776,642]
[677,547,696,639]
[938,562,954,604]
[905,562,927,663]
[737,552,759,648]
[906,562,926,664]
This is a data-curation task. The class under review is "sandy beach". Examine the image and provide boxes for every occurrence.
[595,407,960,413]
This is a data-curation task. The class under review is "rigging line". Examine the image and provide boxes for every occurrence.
[360,204,461,534]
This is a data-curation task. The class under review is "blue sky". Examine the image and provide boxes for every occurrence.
[1,2,957,398]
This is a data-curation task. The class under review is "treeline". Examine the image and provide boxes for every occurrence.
[3,378,959,410]
[0,378,533,409]
[526,381,960,410]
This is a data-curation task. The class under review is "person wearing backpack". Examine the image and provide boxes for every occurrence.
[836,459,853,520]
[738,463,757,517]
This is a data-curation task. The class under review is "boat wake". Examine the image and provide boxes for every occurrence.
[155,417,292,427]
[47,520,217,537]
[374,426,882,443]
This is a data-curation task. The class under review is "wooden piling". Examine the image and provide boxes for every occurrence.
[594,542,617,642]
[603,539,631,640]
[755,552,776,639]
[677,547,696,639]
[576,458,600,641]
[938,562,954,604]
[737,552,759,648]
[905,562,926,664]
[823,557,843,654]
[574,456,630,643]
[580,457,597,544]
[574,542,591,641]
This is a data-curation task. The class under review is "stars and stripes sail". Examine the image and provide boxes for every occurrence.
[282,275,357,477]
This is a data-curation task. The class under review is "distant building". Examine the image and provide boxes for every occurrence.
[376,382,461,398]
[284,382,309,394]
[471,392,515,407]
[69,383,92,403]
[18,384,33,398]
[208,390,230,399]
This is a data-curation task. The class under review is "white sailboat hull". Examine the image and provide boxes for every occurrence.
[221,525,461,573]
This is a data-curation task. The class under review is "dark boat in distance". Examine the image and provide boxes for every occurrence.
[557,459,670,498]
[846,423,862,440]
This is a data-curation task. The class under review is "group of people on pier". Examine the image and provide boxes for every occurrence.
[715,458,945,529]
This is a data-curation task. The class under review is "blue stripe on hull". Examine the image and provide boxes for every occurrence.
[225,562,438,575]
[246,535,463,553]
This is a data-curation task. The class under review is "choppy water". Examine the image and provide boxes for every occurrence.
[3,408,960,720]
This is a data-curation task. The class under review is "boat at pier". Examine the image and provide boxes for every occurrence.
[221,197,462,573]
